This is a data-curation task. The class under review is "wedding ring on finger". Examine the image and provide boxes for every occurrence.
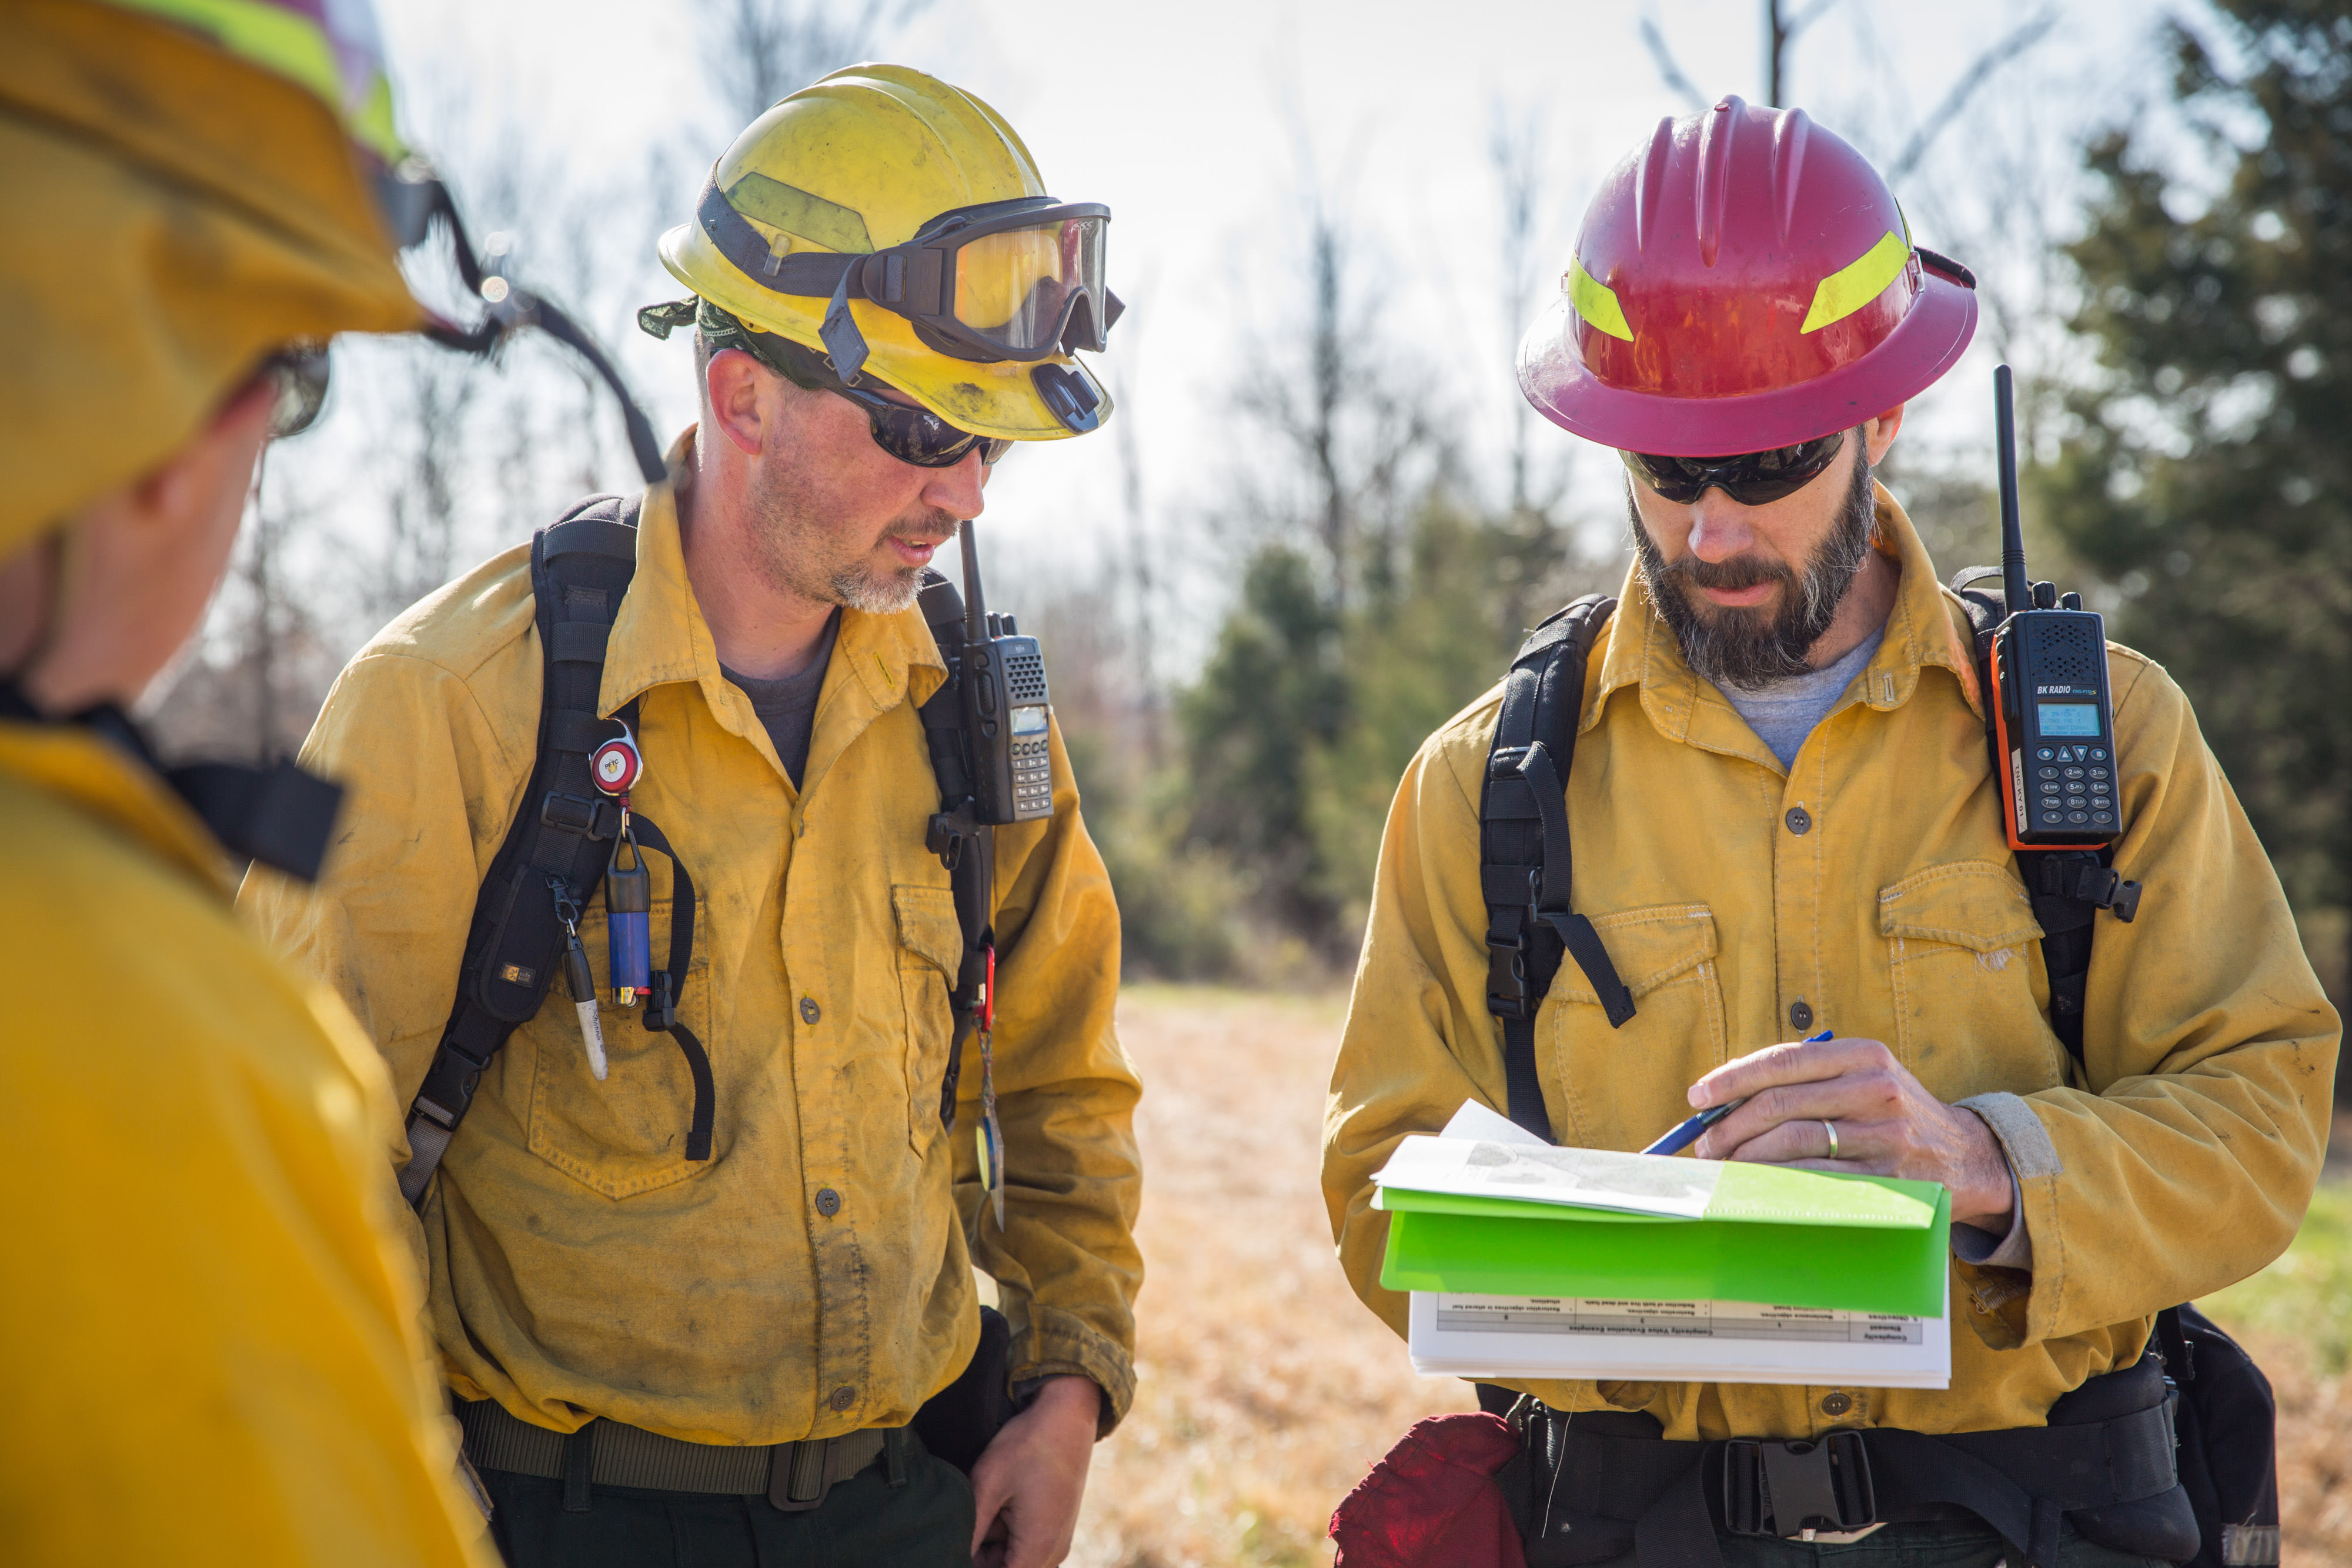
[1822,1119,1840,1160]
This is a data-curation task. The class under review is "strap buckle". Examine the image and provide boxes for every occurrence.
[540,790,623,841]
[1723,1432,1879,1543]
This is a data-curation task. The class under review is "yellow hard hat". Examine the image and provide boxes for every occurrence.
[657,64,1119,443]
[0,0,422,559]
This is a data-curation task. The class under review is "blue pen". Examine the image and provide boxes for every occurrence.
[1641,1029,1834,1156]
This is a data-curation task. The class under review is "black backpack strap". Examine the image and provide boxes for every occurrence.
[400,497,646,1207]
[915,571,995,1129]
[1950,569,2140,1069]
[1480,594,1631,1139]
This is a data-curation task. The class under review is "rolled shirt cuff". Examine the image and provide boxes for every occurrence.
[1950,1092,2056,1272]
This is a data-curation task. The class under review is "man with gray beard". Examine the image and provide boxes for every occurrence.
[247,68,1141,1568]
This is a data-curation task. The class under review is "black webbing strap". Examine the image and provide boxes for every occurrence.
[622,808,714,1161]
[1479,594,1631,1136]
[399,496,711,1205]
[916,571,996,1131]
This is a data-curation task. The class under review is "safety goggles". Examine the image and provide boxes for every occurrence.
[1620,432,1846,506]
[639,297,1010,469]
[699,185,1122,377]
[258,343,331,438]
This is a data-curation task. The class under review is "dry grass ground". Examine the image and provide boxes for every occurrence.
[1068,987,1471,1567]
[1073,985,2352,1567]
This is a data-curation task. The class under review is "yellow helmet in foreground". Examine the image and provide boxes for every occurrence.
[658,64,1118,443]
[0,0,422,558]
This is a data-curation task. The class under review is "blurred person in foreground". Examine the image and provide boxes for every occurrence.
[245,66,1141,1568]
[1322,98,2337,1568]
[0,1,506,1563]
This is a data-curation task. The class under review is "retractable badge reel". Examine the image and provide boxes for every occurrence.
[592,726,653,1017]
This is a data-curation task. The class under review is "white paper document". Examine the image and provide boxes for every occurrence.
[1406,1285,1950,1388]
[1374,1132,1725,1219]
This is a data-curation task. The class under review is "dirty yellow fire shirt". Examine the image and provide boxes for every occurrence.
[1322,490,2338,1439]
[0,722,493,1567]
[245,463,1141,1446]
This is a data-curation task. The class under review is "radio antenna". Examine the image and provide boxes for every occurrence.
[958,520,988,646]
[1994,363,2030,617]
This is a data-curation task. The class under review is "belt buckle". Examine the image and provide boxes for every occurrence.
[1724,1432,1880,1544]
[767,1437,831,1512]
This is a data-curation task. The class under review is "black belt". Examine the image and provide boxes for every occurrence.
[1498,1353,2200,1568]
[457,1398,904,1514]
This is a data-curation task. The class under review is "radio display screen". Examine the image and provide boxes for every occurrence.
[2037,701,2102,737]
[1011,706,1050,737]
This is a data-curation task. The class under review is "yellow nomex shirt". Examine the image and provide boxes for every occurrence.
[0,722,493,1568]
[245,456,1142,1446]
[1322,490,2338,1441]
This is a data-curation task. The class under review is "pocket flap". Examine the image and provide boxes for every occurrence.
[1878,862,2042,952]
[892,884,965,975]
[1555,904,1718,1002]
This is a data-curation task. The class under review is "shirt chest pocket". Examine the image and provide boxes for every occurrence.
[522,900,714,1199]
[1878,861,2064,1096]
[893,884,964,1158]
[1544,903,1725,1146]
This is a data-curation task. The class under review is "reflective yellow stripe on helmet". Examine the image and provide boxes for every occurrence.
[98,0,405,161]
[1568,258,1634,343]
[1800,232,1909,335]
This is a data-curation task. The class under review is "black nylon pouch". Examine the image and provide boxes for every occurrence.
[909,1305,1016,1475]
[2048,1350,2201,1562]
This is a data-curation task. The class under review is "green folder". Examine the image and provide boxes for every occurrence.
[1374,1161,1950,1318]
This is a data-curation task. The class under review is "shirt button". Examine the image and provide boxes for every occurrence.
[814,1188,841,1217]
[1784,806,1812,835]
[1789,1000,1815,1032]
[1821,1392,1853,1417]
[829,1386,857,1413]
[800,997,821,1025]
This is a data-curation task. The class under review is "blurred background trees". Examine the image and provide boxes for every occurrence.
[151,1,2350,1031]
[2047,0,2351,1023]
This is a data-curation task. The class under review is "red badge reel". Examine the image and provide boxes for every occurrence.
[592,730,643,797]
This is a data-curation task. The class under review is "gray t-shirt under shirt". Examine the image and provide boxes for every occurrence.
[1719,626,1886,770]
[720,609,840,788]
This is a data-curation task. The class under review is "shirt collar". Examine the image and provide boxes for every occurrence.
[597,429,950,737]
[1585,482,1985,753]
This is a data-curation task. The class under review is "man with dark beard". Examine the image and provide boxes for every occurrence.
[247,69,1140,1568]
[1324,99,2332,1568]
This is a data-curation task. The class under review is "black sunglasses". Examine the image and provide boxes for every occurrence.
[823,376,1014,470]
[1621,432,1846,506]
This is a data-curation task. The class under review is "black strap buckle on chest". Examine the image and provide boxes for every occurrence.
[1478,593,1632,1136]
[397,497,710,1208]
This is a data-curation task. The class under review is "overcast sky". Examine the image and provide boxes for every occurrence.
[342,0,2183,599]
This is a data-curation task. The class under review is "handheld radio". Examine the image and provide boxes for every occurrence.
[1984,364,2119,849]
[950,524,1055,825]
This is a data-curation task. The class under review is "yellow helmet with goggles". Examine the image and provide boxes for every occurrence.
[654,63,1120,443]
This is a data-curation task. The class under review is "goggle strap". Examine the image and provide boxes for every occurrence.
[819,268,873,385]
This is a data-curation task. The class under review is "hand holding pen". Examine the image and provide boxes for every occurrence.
[1641,1029,1832,1155]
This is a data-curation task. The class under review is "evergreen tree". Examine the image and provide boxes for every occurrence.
[2049,0,2351,1019]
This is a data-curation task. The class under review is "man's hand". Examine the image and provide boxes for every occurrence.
[1688,1036,2014,1227]
[968,1374,1100,1568]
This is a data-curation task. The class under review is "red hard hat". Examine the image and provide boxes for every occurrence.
[1518,96,1976,457]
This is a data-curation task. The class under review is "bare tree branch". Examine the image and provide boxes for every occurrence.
[1888,11,2059,181]
[700,0,933,130]
[1639,17,1709,112]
